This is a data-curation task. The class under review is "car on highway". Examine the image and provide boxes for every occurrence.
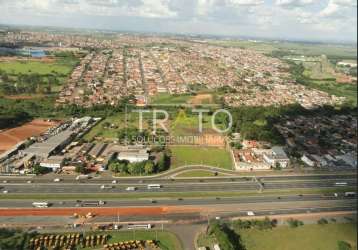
[53,178,62,182]
[100,185,114,189]
[2,180,7,183]
[335,182,347,186]
[76,175,89,180]
[32,202,50,208]
[27,180,33,183]
[111,180,117,184]
[125,187,137,191]
[2,190,8,194]
[247,211,255,216]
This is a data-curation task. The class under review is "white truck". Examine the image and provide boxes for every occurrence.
[76,175,89,180]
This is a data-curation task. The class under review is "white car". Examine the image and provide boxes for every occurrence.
[100,185,113,189]
[125,187,137,191]
[247,211,255,216]
[53,178,62,182]
[2,190,8,194]
[27,180,33,183]
[2,180,7,183]
[111,180,117,184]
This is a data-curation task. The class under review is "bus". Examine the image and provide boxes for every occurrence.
[127,224,152,230]
[32,202,49,208]
[147,184,161,189]
[80,200,105,207]
[335,182,348,186]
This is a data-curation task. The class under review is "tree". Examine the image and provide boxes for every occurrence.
[109,161,128,173]
[128,161,145,175]
[157,150,171,172]
[75,164,87,174]
[0,228,36,250]
[317,218,328,225]
[208,221,246,250]
[144,161,155,175]
[32,165,50,175]
[338,241,352,250]
[287,218,304,228]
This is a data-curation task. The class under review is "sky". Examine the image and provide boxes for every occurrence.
[0,0,357,42]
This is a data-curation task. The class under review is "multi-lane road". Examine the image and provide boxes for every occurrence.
[0,174,356,194]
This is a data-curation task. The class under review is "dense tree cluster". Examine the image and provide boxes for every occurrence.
[109,149,171,176]
[233,217,277,230]
[0,228,36,250]
[208,221,246,250]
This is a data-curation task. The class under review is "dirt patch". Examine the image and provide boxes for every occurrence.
[0,206,201,217]
[189,94,213,105]
[0,119,58,152]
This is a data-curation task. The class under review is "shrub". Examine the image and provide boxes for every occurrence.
[286,218,304,228]
[317,218,328,225]
[337,241,352,250]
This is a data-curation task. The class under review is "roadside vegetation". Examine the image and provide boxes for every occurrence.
[198,219,357,250]
[239,222,356,250]
[0,228,35,250]
[175,170,230,178]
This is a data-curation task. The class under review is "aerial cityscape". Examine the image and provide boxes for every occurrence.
[0,0,357,250]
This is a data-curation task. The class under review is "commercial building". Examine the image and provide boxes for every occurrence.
[263,146,290,168]
[40,156,65,171]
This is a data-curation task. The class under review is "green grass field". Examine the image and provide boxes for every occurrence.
[83,112,150,141]
[238,223,357,250]
[83,114,127,140]
[150,93,193,105]
[170,146,233,169]
[0,60,75,75]
[175,170,230,177]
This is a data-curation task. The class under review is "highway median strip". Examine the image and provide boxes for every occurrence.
[0,187,354,201]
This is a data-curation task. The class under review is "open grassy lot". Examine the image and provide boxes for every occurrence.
[238,223,357,250]
[83,113,126,141]
[175,170,230,177]
[104,230,182,250]
[0,54,80,96]
[170,146,233,169]
[83,112,150,141]
[0,59,75,75]
[150,93,193,105]
[170,110,214,136]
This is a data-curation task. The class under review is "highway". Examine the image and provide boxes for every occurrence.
[0,194,356,208]
[0,175,356,194]
[0,173,356,184]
